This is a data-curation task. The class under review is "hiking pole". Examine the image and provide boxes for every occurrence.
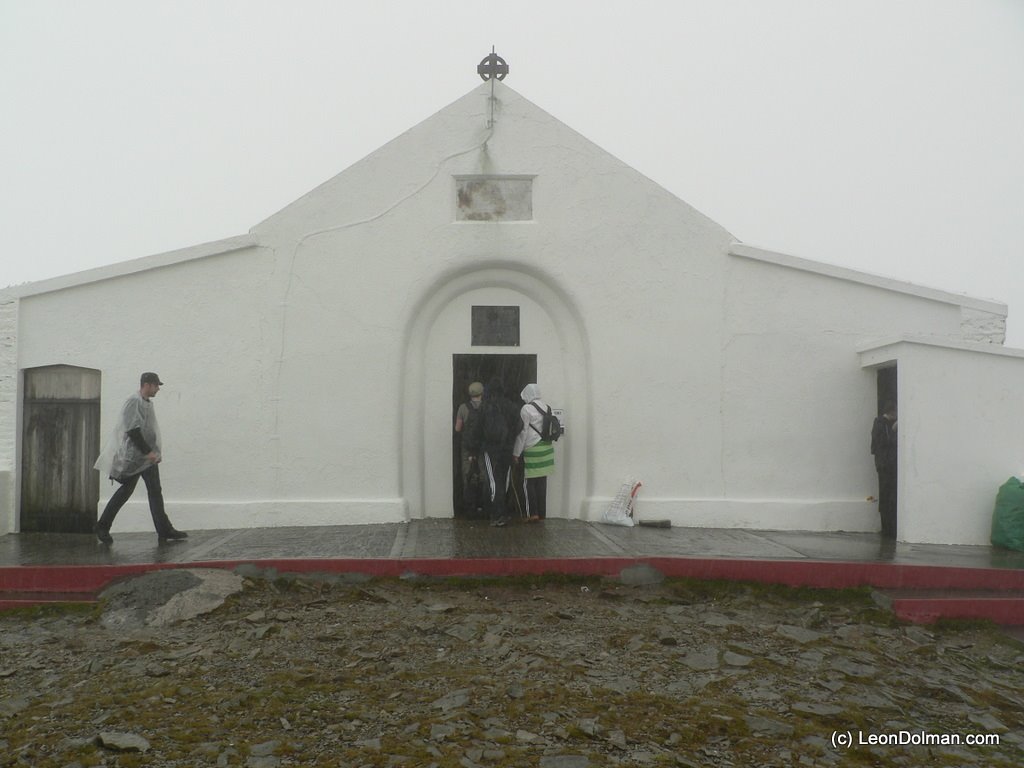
[510,460,527,520]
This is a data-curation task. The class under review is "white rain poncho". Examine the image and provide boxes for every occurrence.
[94,392,162,481]
[514,383,547,457]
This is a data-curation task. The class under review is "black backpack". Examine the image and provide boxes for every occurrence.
[530,402,562,442]
[481,399,511,446]
[462,403,481,444]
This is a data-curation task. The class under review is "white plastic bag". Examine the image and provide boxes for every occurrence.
[601,478,642,526]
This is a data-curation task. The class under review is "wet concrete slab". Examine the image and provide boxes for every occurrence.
[2,519,1024,573]
[5,519,1024,625]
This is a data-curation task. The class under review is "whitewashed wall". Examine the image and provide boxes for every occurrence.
[0,297,17,531]
[254,82,735,524]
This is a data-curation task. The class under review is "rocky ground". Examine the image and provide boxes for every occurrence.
[1,567,1023,768]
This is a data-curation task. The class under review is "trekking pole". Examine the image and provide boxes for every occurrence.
[510,461,527,520]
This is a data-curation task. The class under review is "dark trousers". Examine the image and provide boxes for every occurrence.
[877,468,897,540]
[460,453,485,519]
[523,475,547,519]
[98,464,174,535]
[482,451,511,523]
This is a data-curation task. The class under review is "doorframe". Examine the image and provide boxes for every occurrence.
[451,353,538,517]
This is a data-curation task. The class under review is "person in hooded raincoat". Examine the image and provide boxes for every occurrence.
[92,372,187,543]
[513,383,556,522]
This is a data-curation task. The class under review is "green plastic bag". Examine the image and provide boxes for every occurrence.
[991,477,1024,551]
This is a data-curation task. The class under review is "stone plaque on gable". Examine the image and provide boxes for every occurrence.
[456,177,533,221]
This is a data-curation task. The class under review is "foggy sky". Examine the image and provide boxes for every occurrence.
[2,0,1022,344]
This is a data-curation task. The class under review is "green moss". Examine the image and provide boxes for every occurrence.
[664,577,877,606]
[0,601,100,620]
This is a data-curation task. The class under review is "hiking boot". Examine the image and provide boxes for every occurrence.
[94,523,113,544]
[159,529,189,542]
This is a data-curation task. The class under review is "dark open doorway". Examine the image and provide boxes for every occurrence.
[452,354,537,518]
[876,365,897,416]
[875,365,898,538]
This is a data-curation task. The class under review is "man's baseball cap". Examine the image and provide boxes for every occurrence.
[140,372,164,386]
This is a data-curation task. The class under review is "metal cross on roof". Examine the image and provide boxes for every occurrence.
[477,48,509,81]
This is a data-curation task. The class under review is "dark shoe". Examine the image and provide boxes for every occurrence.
[94,523,113,544]
[159,529,189,542]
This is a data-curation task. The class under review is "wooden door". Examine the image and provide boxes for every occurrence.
[20,366,101,533]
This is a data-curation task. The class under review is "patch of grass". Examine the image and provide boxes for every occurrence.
[405,572,606,592]
[0,601,100,620]
[664,577,877,607]
[932,616,1000,632]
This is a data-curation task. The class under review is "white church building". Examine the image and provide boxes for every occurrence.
[3,79,1024,546]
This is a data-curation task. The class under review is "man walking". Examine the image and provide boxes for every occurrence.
[93,372,187,543]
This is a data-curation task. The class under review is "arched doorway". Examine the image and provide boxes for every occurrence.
[401,266,590,521]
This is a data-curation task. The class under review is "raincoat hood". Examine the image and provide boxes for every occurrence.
[520,383,542,403]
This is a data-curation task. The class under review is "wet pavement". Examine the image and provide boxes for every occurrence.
[2,518,1024,574]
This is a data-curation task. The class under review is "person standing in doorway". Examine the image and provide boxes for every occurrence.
[465,377,520,527]
[513,383,555,522]
[870,401,898,540]
[93,372,188,544]
[454,381,485,519]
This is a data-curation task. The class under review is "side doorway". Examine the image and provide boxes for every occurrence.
[875,365,898,538]
[452,353,536,518]
[20,365,102,533]
[876,365,897,415]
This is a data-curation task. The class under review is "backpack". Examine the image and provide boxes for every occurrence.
[481,399,511,446]
[462,403,481,444]
[530,402,562,442]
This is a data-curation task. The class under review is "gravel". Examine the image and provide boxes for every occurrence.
[1,571,1022,767]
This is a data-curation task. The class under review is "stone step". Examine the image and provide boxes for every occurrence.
[873,589,1024,625]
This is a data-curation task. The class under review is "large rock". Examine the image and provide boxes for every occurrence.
[100,568,245,629]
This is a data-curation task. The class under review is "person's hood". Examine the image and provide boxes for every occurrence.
[520,383,542,403]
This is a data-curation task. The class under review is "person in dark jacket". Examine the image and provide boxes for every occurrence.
[870,401,898,540]
[454,381,485,519]
[465,377,521,527]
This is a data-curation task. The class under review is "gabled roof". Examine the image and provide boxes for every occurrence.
[3,235,257,299]
[2,81,1006,323]
[730,243,1005,315]
[249,80,731,243]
